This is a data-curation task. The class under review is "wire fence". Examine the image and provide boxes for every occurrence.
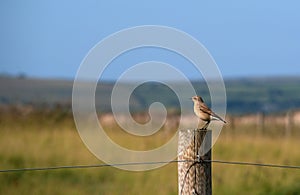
[0,159,300,173]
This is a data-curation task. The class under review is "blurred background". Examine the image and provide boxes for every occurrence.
[0,1,300,194]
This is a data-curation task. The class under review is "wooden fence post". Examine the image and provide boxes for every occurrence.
[256,112,265,133]
[178,129,212,195]
[285,110,293,137]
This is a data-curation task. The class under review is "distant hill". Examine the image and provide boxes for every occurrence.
[224,77,300,114]
[0,76,300,114]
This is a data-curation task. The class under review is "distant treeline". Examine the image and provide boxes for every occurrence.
[0,76,300,115]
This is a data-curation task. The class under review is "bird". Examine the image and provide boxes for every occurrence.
[191,95,226,129]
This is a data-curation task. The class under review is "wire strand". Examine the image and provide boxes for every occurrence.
[0,159,299,173]
[0,160,186,173]
[206,159,300,169]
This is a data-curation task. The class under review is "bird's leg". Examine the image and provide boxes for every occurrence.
[202,121,210,130]
[197,121,202,129]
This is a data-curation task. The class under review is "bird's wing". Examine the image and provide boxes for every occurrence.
[199,103,213,115]
[200,103,226,123]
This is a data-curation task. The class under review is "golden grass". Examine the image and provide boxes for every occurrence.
[0,112,299,194]
[213,132,300,195]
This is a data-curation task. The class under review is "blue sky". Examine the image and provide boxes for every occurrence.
[0,1,300,80]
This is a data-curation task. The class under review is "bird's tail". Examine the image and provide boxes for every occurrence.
[211,114,226,123]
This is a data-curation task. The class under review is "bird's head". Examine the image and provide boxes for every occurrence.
[191,95,204,103]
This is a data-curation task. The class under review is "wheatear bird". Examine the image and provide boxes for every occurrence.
[191,95,226,129]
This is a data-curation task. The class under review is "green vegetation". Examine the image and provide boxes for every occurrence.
[1,76,300,114]
[0,110,299,194]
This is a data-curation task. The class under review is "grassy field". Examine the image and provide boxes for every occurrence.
[0,111,300,195]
